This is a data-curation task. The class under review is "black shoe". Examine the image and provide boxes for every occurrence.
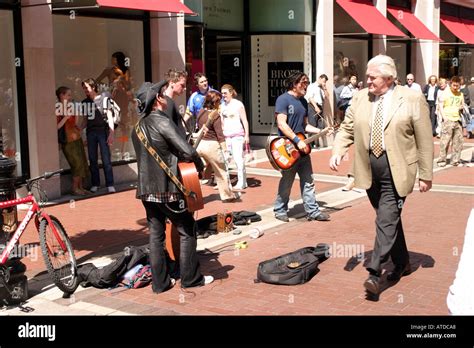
[387,264,412,282]
[363,275,380,295]
[275,215,289,222]
[307,212,330,221]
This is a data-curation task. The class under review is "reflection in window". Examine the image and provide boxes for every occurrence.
[387,42,407,82]
[0,10,21,175]
[333,38,368,89]
[53,15,145,165]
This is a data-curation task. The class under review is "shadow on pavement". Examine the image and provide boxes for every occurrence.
[246,177,262,188]
[203,193,221,204]
[344,249,435,301]
[70,227,149,264]
[198,248,235,281]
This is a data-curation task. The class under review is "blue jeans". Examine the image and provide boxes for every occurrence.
[274,155,321,218]
[87,129,114,187]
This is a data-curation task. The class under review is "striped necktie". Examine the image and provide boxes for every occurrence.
[371,96,384,157]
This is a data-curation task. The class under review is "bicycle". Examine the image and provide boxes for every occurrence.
[0,169,78,301]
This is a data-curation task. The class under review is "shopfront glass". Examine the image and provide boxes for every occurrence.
[0,9,21,175]
[387,42,407,82]
[53,15,145,164]
[459,47,473,82]
[333,38,368,89]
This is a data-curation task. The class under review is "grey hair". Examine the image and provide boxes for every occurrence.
[367,55,397,79]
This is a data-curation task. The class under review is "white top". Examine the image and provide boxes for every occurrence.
[427,85,436,101]
[436,89,445,115]
[447,209,474,315]
[305,82,324,106]
[221,98,246,138]
[370,85,395,152]
[340,84,357,106]
[406,82,422,93]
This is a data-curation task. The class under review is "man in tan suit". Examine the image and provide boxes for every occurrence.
[329,55,433,297]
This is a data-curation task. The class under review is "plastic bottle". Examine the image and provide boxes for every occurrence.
[249,227,263,239]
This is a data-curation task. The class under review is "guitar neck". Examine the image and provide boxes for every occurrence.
[303,128,330,145]
[193,109,219,149]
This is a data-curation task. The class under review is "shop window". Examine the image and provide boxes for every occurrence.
[387,42,407,82]
[333,38,368,89]
[53,15,145,164]
[439,47,458,79]
[459,48,473,82]
[0,10,21,175]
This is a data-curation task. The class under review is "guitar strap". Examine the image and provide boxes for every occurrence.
[134,121,196,199]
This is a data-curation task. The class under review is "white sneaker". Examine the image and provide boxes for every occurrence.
[107,186,116,193]
[90,186,98,193]
[204,275,214,285]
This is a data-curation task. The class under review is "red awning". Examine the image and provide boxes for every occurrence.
[97,0,195,15]
[387,6,440,41]
[440,15,474,44]
[336,0,405,37]
[461,18,474,34]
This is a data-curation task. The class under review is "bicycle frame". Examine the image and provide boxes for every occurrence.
[0,194,65,265]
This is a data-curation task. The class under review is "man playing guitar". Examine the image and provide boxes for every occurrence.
[132,80,214,293]
[273,72,331,223]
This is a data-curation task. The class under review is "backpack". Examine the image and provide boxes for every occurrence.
[123,264,152,289]
[255,244,330,286]
[102,96,121,129]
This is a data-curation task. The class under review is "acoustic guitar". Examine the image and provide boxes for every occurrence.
[266,127,334,171]
[176,109,219,211]
[167,109,220,260]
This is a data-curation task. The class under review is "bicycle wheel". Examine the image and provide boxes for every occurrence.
[39,215,78,294]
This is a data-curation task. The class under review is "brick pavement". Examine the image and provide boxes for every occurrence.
[2,144,472,316]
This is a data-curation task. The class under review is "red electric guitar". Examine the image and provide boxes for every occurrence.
[266,127,334,171]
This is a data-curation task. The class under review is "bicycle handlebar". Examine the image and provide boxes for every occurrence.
[25,169,64,190]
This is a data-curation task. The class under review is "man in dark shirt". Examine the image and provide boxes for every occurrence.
[273,72,330,222]
[81,78,115,193]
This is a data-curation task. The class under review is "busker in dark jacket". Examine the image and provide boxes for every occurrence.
[132,80,214,293]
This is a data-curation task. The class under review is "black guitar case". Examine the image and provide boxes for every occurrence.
[256,243,330,286]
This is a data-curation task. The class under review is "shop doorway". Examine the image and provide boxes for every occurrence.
[205,37,244,101]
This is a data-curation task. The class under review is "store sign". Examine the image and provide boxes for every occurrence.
[185,0,243,31]
[267,62,304,106]
[250,0,313,32]
[51,0,98,10]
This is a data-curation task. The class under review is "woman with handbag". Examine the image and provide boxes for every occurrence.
[56,86,89,195]
[220,84,249,191]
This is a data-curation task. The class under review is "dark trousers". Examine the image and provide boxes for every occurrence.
[428,100,437,136]
[142,201,203,293]
[365,153,409,276]
[87,129,114,187]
